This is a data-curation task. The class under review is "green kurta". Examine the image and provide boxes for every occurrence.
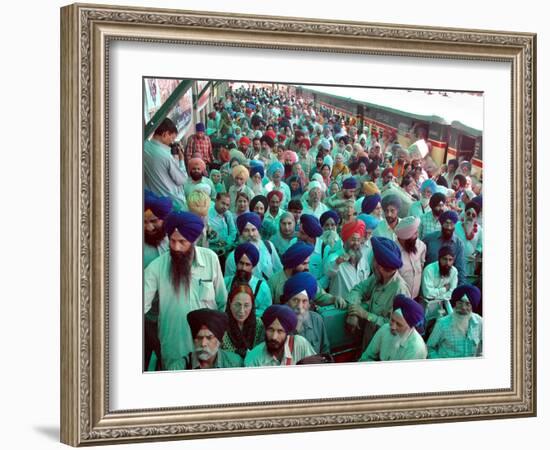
[144,247,227,371]
[348,271,411,327]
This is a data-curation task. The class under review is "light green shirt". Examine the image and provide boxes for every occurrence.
[359,323,427,361]
[244,334,316,367]
[348,271,410,327]
[144,247,227,370]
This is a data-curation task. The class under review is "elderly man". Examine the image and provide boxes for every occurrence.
[423,210,466,285]
[184,158,216,200]
[144,211,227,371]
[327,220,370,299]
[346,236,411,352]
[361,192,383,220]
[395,216,426,299]
[427,284,483,358]
[143,190,172,371]
[372,194,401,241]
[422,246,458,330]
[224,243,273,317]
[207,192,237,254]
[418,192,446,239]
[302,180,329,218]
[359,294,427,361]
[409,179,437,219]
[245,305,316,366]
[183,309,243,369]
[144,118,188,210]
[185,122,214,166]
[281,272,331,354]
[224,212,282,281]
[268,242,314,304]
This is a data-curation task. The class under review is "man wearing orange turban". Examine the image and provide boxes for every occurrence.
[326,220,370,299]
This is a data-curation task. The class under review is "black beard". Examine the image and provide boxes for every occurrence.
[402,238,417,254]
[190,172,203,181]
[291,267,308,275]
[235,269,252,283]
[386,216,398,225]
[170,247,194,293]
[439,264,452,277]
[266,338,285,355]
[442,229,454,240]
[144,225,165,247]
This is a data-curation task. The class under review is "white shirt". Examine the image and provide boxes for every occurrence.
[421,261,458,322]
[144,247,227,370]
[327,251,371,298]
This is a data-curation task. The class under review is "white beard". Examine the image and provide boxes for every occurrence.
[295,310,309,332]
[463,219,476,234]
[388,329,412,357]
[195,343,219,361]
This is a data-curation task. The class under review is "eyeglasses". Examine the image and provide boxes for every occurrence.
[465,210,477,218]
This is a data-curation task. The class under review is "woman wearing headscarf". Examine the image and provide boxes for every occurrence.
[287,175,304,201]
[233,191,250,218]
[265,161,291,209]
[221,283,265,358]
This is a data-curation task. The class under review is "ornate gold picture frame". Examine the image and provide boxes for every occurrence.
[60,3,536,446]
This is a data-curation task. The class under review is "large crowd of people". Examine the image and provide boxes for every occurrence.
[143,85,483,371]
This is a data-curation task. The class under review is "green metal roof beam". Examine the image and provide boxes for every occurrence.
[193,81,213,109]
[144,79,194,140]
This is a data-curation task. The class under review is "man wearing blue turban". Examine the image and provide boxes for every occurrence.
[144,211,228,371]
[325,176,358,217]
[346,236,411,353]
[423,209,467,285]
[427,284,483,358]
[144,190,173,269]
[290,214,336,290]
[223,243,273,318]
[265,161,291,209]
[225,212,283,282]
[244,305,316,366]
[143,190,173,370]
[359,294,427,361]
[267,242,315,305]
[281,272,331,354]
[408,179,437,219]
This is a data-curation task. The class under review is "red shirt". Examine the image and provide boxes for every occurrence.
[185,133,213,164]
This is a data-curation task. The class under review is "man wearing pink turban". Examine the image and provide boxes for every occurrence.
[184,157,216,200]
[395,216,426,298]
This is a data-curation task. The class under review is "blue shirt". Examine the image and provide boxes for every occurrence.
[422,231,467,286]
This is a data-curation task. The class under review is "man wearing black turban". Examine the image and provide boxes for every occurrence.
[183,309,243,369]
[244,305,316,366]
[144,211,228,371]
